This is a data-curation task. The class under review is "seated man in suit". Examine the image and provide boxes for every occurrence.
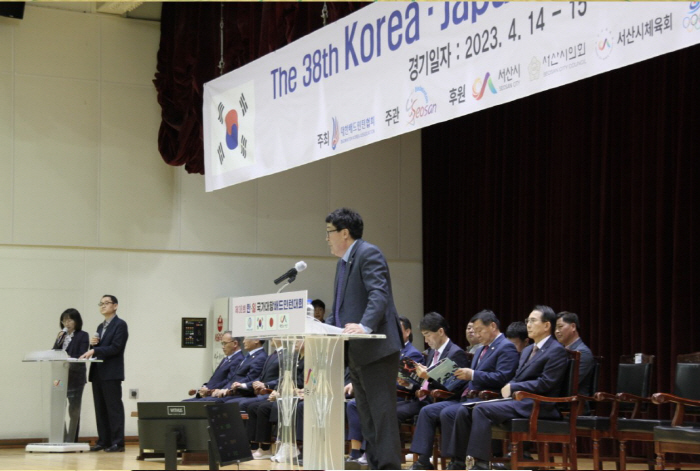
[555,311,595,398]
[184,332,244,401]
[395,312,470,424]
[346,315,425,464]
[505,321,530,354]
[221,338,280,411]
[200,337,268,401]
[447,305,568,470]
[409,310,519,470]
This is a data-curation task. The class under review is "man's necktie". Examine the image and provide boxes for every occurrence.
[334,259,347,328]
[461,344,490,398]
[527,345,540,363]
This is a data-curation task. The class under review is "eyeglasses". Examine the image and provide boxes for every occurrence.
[221,340,234,346]
[97,301,114,307]
[325,229,339,238]
[525,318,542,324]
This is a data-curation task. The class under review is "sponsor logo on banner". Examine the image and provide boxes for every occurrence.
[542,42,587,77]
[255,315,265,331]
[497,65,521,91]
[472,72,497,100]
[595,29,614,59]
[246,316,254,331]
[684,2,700,31]
[211,81,256,177]
[528,57,542,81]
[331,117,340,150]
[406,86,437,125]
[278,313,289,330]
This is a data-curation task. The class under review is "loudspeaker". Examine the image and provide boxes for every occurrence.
[0,2,25,19]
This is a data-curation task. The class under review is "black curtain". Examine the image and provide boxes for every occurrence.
[422,44,699,405]
[154,2,366,174]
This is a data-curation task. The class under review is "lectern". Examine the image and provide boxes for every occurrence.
[22,350,100,453]
[223,290,385,470]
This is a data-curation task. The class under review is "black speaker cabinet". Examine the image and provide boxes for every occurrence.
[0,2,25,20]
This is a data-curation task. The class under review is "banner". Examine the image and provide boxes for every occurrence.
[228,290,308,337]
[203,2,700,191]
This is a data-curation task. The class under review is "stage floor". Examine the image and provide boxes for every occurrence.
[0,443,652,470]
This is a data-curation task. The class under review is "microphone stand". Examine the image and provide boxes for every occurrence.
[276,275,297,293]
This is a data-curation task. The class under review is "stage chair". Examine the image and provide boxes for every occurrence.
[576,353,654,471]
[614,352,700,470]
[490,350,583,470]
[652,392,700,470]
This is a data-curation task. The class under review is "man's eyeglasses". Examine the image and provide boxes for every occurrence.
[325,229,339,238]
[98,301,114,307]
[221,340,234,346]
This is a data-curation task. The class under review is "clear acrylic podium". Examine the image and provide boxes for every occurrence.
[22,350,100,453]
[222,291,386,470]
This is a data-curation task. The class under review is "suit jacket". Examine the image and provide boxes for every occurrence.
[567,337,595,397]
[509,335,568,397]
[206,350,245,390]
[401,341,425,365]
[227,348,267,386]
[239,349,280,396]
[468,333,519,392]
[325,239,403,366]
[89,315,129,382]
[424,339,470,395]
[52,330,90,387]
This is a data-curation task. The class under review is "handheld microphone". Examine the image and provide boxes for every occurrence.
[55,327,68,346]
[273,261,307,285]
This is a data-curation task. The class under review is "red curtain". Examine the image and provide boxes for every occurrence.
[154,2,366,174]
[422,44,699,404]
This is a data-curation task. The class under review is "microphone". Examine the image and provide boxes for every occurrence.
[273,261,307,285]
[55,327,68,347]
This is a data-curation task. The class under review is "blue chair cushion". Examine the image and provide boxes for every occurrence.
[576,416,610,431]
[654,425,700,444]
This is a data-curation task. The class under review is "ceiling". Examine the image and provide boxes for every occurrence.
[30,2,162,21]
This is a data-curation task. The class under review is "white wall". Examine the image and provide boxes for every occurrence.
[0,6,423,439]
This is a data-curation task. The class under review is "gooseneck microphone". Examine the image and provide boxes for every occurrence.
[273,261,307,285]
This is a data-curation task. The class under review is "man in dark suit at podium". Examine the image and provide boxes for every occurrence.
[80,295,129,452]
[325,207,404,470]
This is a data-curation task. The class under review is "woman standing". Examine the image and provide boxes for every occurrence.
[52,308,89,443]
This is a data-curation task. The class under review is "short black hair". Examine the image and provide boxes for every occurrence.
[326,208,364,240]
[419,312,449,333]
[471,309,501,331]
[311,299,326,310]
[102,294,118,305]
[60,308,83,331]
[505,321,528,341]
[557,311,581,333]
[399,315,414,343]
[533,305,556,333]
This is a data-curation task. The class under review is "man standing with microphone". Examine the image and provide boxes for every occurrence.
[325,208,403,470]
[80,295,129,452]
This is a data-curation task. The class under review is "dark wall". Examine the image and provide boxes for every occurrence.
[422,44,699,402]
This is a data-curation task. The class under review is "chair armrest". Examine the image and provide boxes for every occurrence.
[397,389,412,400]
[258,388,273,396]
[513,391,581,404]
[513,391,583,438]
[478,390,501,400]
[188,389,197,396]
[616,392,652,403]
[430,389,454,401]
[593,392,617,402]
[652,392,700,407]
[652,392,700,426]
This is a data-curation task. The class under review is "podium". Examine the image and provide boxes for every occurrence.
[224,290,385,470]
[22,350,100,453]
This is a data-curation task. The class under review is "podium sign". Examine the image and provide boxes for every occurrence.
[228,290,308,335]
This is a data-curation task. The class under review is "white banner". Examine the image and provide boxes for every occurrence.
[204,1,700,191]
[228,290,308,337]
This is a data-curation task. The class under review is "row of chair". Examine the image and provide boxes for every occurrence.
[400,351,700,470]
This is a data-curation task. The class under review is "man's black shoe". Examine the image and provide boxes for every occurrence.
[446,460,465,470]
[104,444,125,452]
[490,463,507,470]
[409,460,434,470]
[89,444,105,452]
